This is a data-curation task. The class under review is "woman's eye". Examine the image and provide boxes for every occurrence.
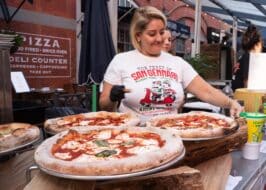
[148,33,156,37]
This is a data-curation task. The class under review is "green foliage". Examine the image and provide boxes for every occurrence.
[12,34,23,47]
[0,29,23,53]
[185,54,216,79]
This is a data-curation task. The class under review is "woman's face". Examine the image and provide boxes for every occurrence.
[254,41,263,53]
[162,30,172,52]
[136,19,165,57]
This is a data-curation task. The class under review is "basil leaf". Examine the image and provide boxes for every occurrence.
[121,140,135,146]
[93,140,109,147]
[95,150,117,157]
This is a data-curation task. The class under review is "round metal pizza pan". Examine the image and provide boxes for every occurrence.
[182,135,226,141]
[182,127,239,141]
[43,127,57,136]
[36,148,186,181]
[0,128,42,156]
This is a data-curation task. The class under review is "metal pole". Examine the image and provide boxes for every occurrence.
[107,0,118,52]
[232,17,238,64]
[192,0,201,57]
[76,0,82,83]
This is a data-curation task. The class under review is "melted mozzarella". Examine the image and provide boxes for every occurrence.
[79,120,90,126]
[115,133,130,140]
[107,139,123,144]
[57,120,71,125]
[127,145,159,154]
[141,139,158,146]
[175,121,184,126]
[61,141,82,150]
[54,152,72,160]
[100,119,110,124]
[190,122,201,126]
[94,130,112,139]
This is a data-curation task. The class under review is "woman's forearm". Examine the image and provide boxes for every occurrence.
[186,76,232,108]
[99,97,118,111]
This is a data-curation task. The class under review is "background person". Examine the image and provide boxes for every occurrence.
[162,29,173,53]
[232,25,263,91]
[99,6,242,124]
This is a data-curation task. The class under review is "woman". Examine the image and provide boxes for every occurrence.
[100,6,242,123]
[162,29,173,53]
[232,25,263,91]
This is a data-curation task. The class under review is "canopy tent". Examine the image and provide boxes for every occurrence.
[183,0,266,29]
[178,0,266,55]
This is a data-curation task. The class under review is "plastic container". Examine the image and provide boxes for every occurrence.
[242,143,261,160]
[240,112,266,143]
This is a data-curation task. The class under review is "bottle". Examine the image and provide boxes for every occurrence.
[221,81,234,116]
[222,82,234,98]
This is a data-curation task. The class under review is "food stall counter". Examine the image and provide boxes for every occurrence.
[231,147,266,189]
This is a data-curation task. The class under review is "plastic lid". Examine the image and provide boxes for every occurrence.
[241,112,266,119]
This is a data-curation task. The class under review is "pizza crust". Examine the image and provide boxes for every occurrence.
[35,126,184,176]
[0,123,40,152]
[146,111,238,139]
[44,111,140,134]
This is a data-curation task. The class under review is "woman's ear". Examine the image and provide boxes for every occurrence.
[136,32,141,43]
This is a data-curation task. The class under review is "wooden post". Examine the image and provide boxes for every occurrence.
[0,46,13,123]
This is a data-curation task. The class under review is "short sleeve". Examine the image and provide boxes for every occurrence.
[180,58,198,88]
[103,55,122,85]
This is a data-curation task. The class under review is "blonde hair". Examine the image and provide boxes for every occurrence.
[130,6,167,50]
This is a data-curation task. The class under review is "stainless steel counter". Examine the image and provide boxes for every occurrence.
[231,150,266,189]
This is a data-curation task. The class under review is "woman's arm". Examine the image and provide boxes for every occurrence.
[99,81,118,111]
[186,75,242,117]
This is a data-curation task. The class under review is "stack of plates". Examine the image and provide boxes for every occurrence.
[0,33,16,48]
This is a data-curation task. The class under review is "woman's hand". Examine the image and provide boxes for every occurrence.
[229,99,244,118]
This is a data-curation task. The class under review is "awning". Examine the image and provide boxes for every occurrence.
[167,20,190,39]
[183,0,266,29]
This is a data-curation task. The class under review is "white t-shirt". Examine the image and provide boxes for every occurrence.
[104,50,198,124]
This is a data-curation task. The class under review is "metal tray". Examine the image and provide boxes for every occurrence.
[182,135,227,141]
[36,148,185,181]
[0,128,42,156]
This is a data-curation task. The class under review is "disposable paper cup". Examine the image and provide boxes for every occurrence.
[242,143,261,160]
[244,112,266,143]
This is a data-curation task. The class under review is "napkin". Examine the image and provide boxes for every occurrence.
[225,175,243,190]
[259,140,266,153]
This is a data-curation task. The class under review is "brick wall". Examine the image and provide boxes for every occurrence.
[0,0,76,89]
[134,0,230,40]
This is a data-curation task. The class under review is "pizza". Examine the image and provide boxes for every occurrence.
[44,111,140,134]
[146,111,238,139]
[35,126,184,176]
[0,123,40,152]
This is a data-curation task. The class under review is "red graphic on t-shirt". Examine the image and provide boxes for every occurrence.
[139,80,176,107]
[131,68,178,81]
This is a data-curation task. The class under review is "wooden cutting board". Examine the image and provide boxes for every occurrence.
[195,153,232,190]
[23,155,232,190]
[23,172,95,190]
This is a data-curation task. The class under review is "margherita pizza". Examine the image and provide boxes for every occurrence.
[44,111,140,134]
[0,123,40,152]
[35,126,184,176]
[146,111,238,139]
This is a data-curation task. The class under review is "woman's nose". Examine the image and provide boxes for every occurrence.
[156,34,163,42]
